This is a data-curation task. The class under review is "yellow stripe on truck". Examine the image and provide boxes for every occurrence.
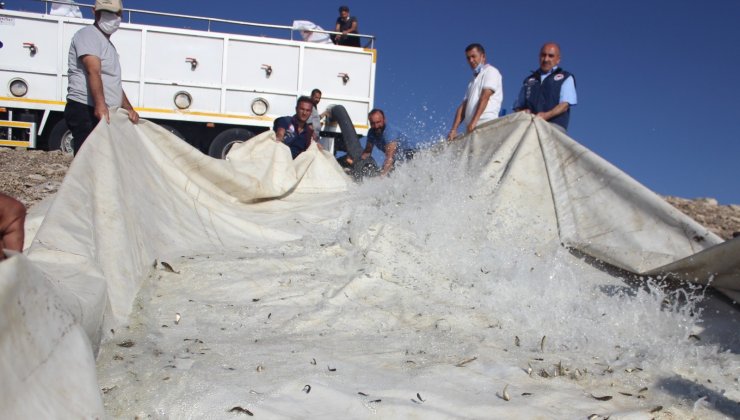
[0,96,66,106]
[0,140,31,147]
[135,107,276,122]
[0,121,34,129]
[138,107,370,130]
[0,100,370,130]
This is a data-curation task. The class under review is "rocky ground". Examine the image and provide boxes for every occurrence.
[0,148,72,208]
[1,148,739,240]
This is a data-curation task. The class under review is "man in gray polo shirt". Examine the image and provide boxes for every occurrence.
[64,0,139,155]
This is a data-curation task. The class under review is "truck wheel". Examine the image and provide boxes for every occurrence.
[208,128,254,159]
[159,124,186,141]
[47,119,74,155]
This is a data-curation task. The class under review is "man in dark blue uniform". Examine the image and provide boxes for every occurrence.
[273,96,315,159]
[513,42,577,132]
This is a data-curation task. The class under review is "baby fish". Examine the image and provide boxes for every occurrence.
[228,406,253,416]
[455,356,477,367]
[161,262,180,274]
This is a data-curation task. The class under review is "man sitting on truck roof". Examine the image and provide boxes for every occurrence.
[64,0,139,155]
[273,96,316,159]
[332,5,360,47]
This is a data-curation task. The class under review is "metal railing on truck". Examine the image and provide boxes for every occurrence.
[31,0,375,48]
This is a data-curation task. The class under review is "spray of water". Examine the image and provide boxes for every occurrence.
[347,144,729,377]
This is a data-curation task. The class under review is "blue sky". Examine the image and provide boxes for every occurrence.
[10,0,740,203]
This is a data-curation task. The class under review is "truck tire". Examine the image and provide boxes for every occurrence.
[208,128,254,159]
[47,119,74,155]
[159,124,186,141]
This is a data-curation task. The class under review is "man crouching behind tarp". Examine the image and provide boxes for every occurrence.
[273,96,317,159]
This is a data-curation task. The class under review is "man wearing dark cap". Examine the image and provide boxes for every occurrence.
[64,0,139,155]
[333,5,360,47]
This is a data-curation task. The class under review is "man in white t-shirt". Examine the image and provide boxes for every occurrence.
[447,43,503,141]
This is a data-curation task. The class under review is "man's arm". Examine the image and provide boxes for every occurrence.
[81,55,109,123]
[0,193,26,259]
[536,102,569,121]
[465,88,493,133]
[538,76,576,120]
[333,21,343,43]
[447,100,466,141]
[360,138,374,160]
[344,18,358,35]
[275,127,286,142]
[379,141,398,177]
[513,85,530,113]
[121,91,139,124]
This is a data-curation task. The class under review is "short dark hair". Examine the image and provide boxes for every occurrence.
[339,5,349,12]
[297,96,313,107]
[465,43,485,55]
[311,88,322,96]
[368,108,385,119]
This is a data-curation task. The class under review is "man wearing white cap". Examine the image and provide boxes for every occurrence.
[64,0,139,155]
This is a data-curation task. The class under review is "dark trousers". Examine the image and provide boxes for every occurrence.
[332,34,361,47]
[64,100,99,155]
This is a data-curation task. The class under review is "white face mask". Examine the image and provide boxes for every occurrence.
[98,11,121,35]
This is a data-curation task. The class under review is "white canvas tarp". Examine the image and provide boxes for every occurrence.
[2,110,738,418]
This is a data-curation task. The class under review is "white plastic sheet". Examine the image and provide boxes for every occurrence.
[2,110,738,418]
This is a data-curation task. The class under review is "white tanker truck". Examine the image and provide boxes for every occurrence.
[0,0,376,158]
